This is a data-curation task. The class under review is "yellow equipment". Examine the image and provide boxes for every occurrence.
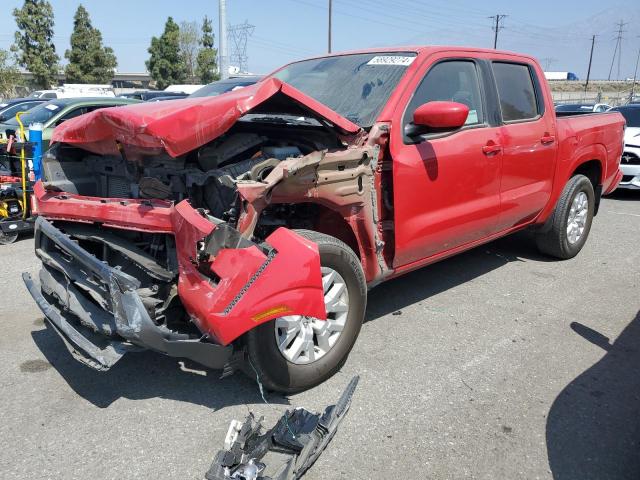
[0,111,32,244]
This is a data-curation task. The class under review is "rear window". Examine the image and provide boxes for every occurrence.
[492,62,538,122]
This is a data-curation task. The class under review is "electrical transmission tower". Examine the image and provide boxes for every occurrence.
[489,14,507,49]
[228,21,255,74]
[541,57,557,71]
[608,20,627,81]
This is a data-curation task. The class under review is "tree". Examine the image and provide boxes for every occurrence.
[64,4,117,84]
[12,0,59,89]
[146,17,186,90]
[0,49,24,99]
[179,21,200,82]
[196,16,219,84]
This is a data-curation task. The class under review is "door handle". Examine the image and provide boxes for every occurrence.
[482,143,502,155]
[541,135,556,145]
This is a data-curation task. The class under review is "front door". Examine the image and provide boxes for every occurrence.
[390,58,503,267]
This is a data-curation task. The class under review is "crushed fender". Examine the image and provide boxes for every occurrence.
[205,376,359,480]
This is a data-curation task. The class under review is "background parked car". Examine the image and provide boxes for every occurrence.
[29,85,115,99]
[119,90,187,101]
[610,104,640,190]
[146,94,189,102]
[555,103,611,113]
[164,85,204,95]
[0,97,140,150]
[29,90,59,99]
[188,76,262,98]
[0,97,46,122]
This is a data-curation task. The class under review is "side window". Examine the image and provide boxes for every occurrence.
[405,60,485,129]
[492,62,538,122]
[54,107,87,125]
[85,105,112,113]
[42,92,57,99]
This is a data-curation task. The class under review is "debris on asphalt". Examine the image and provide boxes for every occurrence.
[204,376,359,480]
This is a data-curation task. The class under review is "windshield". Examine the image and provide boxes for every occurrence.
[612,107,640,127]
[0,102,40,120]
[272,52,417,128]
[4,100,66,126]
[189,80,258,98]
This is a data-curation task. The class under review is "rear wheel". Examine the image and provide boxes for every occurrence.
[535,174,595,259]
[244,230,366,393]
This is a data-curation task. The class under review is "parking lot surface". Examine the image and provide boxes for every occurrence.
[1,192,638,480]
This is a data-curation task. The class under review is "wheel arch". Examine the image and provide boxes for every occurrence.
[570,158,603,215]
[538,144,606,225]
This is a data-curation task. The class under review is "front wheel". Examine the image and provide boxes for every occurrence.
[244,230,366,393]
[535,174,595,259]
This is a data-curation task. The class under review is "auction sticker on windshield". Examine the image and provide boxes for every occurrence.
[367,55,415,66]
[45,104,59,111]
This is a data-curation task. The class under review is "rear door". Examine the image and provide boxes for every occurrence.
[390,56,503,267]
[490,61,557,230]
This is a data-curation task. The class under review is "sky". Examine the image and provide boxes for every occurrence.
[1,0,639,80]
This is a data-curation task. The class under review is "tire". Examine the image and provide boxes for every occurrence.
[535,174,595,259]
[0,230,18,245]
[244,230,366,393]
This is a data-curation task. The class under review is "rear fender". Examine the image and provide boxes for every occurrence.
[536,143,605,225]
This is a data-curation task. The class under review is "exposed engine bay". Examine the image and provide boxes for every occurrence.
[42,121,345,231]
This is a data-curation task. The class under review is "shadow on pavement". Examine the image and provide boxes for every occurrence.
[546,311,640,479]
[604,189,640,201]
[31,230,551,408]
[31,323,288,409]
[365,230,551,322]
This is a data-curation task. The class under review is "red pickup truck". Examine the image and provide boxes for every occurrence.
[23,46,624,392]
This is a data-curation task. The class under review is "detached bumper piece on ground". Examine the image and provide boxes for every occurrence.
[205,376,359,480]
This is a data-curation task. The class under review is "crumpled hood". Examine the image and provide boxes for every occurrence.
[51,78,362,158]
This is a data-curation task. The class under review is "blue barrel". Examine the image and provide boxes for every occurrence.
[29,123,43,180]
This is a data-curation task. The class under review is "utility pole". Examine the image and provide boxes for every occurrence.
[219,0,229,79]
[585,35,596,93]
[328,0,332,53]
[489,14,507,49]
[631,44,640,100]
[608,20,626,81]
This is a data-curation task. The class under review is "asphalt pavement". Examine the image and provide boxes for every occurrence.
[1,191,638,480]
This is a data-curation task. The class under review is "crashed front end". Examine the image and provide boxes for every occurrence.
[24,183,326,371]
[23,78,387,372]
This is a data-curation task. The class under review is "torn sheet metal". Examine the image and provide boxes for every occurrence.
[205,376,359,480]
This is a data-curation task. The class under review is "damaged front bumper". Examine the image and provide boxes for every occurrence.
[24,216,234,371]
[24,183,326,372]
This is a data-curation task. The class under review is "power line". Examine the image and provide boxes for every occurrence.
[608,20,627,81]
[489,14,507,49]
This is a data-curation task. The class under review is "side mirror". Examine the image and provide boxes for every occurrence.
[405,101,470,139]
